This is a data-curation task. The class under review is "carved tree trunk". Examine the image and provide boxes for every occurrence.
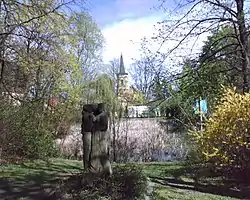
[89,130,112,174]
[81,103,112,177]
[82,132,91,169]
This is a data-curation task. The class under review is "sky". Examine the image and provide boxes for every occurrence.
[85,0,209,70]
[85,0,167,65]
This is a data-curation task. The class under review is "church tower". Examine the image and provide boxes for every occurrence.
[117,53,129,97]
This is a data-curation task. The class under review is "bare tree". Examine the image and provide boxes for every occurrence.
[130,38,168,100]
[105,58,120,93]
[154,0,250,92]
[130,58,155,100]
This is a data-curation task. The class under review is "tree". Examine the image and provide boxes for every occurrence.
[159,28,238,127]
[105,58,120,93]
[130,38,168,101]
[130,58,155,100]
[199,25,243,91]
[155,0,250,92]
[67,12,104,81]
[0,1,105,160]
[0,0,75,88]
[176,25,246,113]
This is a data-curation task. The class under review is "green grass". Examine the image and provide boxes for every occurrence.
[140,162,247,200]
[1,158,82,180]
[0,159,249,199]
[0,158,83,200]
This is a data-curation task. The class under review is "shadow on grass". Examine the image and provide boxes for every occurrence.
[21,160,83,175]
[0,175,60,200]
[150,176,250,199]
[0,159,83,200]
[148,163,250,199]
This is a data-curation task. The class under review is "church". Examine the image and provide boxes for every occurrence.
[116,53,161,118]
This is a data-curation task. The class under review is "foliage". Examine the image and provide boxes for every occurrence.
[61,165,148,200]
[142,0,250,127]
[0,1,104,161]
[125,87,147,105]
[67,12,104,80]
[178,59,226,111]
[152,78,171,101]
[110,165,148,199]
[130,58,155,100]
[176,26,239,118]
[160,26,240,128]
[185,140,204,165]
[85,74,120,114]
[190,88,250,178]
[156,85,198,130]
[0,101,59,160]
[155,0,250,92]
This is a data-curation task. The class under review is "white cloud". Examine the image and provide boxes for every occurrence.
[101,18,209,66]
[101,14,164,65]
[101,5,212,75]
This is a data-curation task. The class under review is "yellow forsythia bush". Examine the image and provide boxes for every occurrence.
[190,88,250,171]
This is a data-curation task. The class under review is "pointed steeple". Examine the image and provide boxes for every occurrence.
[118,53,128,75]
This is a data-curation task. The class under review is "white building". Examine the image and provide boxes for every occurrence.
[127,105,161,118]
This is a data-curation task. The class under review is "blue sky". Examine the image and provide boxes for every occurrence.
[87,0,164,28]
[83,0,208,69]
[84,0,169,65]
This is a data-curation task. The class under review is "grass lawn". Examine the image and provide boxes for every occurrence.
[140,162,248,200]
[0,158,83,200]
[0,159,249,199]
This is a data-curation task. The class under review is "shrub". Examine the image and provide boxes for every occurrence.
[0,101,59,161]
[111,165,148,199]
[60,165,148,200]
[186,142,204,165]
[190,88,250,178]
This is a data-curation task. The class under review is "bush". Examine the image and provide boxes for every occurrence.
[59,165,148,200]
[186,142,204,165]
[111,165,148,199]
[190,88,250,179]
[0,101,59,161]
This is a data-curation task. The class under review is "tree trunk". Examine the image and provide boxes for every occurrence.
[236,0,250,92]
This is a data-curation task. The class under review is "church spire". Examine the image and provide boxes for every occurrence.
[118,53,128,75]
